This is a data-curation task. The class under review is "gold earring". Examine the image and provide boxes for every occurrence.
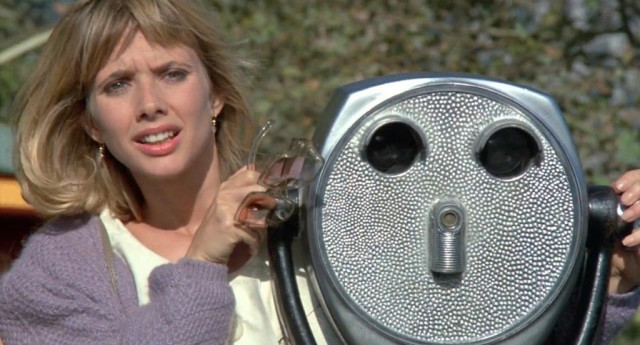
[98,144,105,162]
[211,117,217,135]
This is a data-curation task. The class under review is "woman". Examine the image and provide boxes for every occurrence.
[0,0,341,343]
[0,0,272,343]
[1,0,638,344]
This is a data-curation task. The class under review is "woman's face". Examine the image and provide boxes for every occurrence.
[87,30,223,183]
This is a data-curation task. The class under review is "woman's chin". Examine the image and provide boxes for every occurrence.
[133,165,190,183]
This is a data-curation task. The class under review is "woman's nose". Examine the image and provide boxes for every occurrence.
[137,80,167,120]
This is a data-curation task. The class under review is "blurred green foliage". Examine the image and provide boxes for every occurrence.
[0,0,50,123]
[0,0,639,342]
[1,0,638,181]
[205,0,639,183]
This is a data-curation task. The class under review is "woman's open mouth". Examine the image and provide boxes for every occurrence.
[134,129,182,156]
[138,130,178,144]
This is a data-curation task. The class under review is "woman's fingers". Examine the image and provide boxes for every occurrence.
[620,183,640,206]
[622,229,640,247]
[621,201,640,223]
[612,169,640,194]
[222,166,261,189]
[220,184,267,205]
[224,221,268,273]
[611,243,640,293]
[186,167,272,268]
[234,192,278,228]
[235,224,263,253]
[609,170,640,294]
[612,168,640,230]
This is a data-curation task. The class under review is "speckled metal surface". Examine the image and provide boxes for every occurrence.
[315,91,579,343]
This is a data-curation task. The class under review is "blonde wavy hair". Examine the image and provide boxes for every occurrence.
[14,0,254,221]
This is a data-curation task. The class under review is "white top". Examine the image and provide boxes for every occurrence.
[99,210,339,344]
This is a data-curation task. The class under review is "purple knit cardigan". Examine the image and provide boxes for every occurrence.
[0,215,234,344]
[0,214,639,344]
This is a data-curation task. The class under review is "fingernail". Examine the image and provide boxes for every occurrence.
[622,237,634,247]
[616,182,626,191]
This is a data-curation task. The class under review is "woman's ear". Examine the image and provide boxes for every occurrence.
[81,112,103,144]
[212,96,224,117]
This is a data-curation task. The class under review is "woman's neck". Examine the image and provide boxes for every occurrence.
[132,148,221,234]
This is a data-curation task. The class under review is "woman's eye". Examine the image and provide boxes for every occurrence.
[165,69,188,82]
[105,80,127,95]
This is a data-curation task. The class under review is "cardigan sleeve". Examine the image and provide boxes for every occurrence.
[598,286,640,345]
[0,223,235,345]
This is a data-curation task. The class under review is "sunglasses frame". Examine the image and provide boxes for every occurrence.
[234,121,324,229]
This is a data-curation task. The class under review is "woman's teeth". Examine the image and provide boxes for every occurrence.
[140,131,176,144]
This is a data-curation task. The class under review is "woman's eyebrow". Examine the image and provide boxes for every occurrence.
[95,60,195,89]
[150,61,193,74]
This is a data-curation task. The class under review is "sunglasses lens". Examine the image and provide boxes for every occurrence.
[259,140,324,188]
[299,153,324,182]
[260,156,304,188]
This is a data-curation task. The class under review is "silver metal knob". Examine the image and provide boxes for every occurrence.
[429,200,466,274]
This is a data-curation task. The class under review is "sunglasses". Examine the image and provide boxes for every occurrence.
[234,120,324,228]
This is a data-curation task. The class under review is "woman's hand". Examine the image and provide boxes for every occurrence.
[610,244,640,294]
[609,169,640,294]
[186,166,272,272]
